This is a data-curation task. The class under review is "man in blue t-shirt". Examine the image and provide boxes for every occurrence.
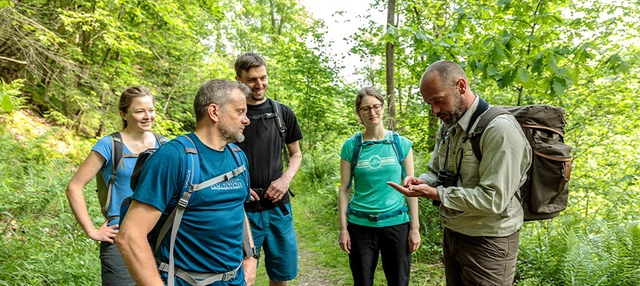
[116,80,257,286]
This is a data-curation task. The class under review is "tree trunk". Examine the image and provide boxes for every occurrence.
[386,0,396,131]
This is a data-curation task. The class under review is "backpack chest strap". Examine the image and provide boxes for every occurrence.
[247,112,277,120]
[191,165,246,192]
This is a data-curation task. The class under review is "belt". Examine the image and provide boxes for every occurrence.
[253,188,292,216]
[158,262,241,286]
[347,205,408,222]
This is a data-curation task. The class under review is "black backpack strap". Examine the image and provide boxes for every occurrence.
[269,98,289,165]
[467,98,490,133]
[467,106,510,162]
[465,102,514,217]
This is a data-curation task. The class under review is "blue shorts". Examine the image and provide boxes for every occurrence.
[246,203,298,281]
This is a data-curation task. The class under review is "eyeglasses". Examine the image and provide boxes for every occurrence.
[358,104,383,113]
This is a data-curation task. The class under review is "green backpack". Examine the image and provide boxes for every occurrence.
[95,132,167,217]
[467,100,573,221]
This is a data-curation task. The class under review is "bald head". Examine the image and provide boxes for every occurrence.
[420,60,475,125]
[421,60,469,88]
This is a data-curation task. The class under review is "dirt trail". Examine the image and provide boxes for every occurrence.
[293,247,335,286]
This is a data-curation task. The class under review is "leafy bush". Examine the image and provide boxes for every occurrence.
[0,79,26,113]
[0,113,100,285]
[517,216,640,286]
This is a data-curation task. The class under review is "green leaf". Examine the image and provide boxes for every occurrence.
[517,68,530,84]
[618,60,630,73]
[551,78,566,96]
[498,69,516,88]
[491,43,506,63]
[1,95,14,113]
[532,57,544,74]
[548,53,558,71]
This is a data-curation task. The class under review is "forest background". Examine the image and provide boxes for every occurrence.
[1,0,639,285]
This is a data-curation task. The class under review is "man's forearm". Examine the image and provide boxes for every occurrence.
[117,234,163,285]
[282,150,302,182]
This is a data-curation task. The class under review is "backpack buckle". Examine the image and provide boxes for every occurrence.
[178,197,189,208]
[368,214,379,222]
[222,271,236,281]
[178,192,191,208]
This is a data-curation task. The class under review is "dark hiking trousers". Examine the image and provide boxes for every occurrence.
[100,241,135,286]
[347,222,411,286]
[443,228,519,286]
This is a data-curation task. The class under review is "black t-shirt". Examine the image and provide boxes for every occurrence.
[236,99,303,211]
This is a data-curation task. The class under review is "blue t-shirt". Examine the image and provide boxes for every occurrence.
[340,131,413,228]
[131,133,250,285]
[93,135,161,226]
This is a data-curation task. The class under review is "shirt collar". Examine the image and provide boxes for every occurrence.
[456,95,479,133]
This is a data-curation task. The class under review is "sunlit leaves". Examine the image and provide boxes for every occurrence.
[0,79,24,113]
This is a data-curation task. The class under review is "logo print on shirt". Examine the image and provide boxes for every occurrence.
[357,155,397,170]
[210,177,243,190]
[369,155,382,168]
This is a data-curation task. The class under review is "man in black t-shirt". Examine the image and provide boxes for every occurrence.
[234,52,303,286]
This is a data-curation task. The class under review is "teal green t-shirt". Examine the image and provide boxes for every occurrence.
[340,131,413,227]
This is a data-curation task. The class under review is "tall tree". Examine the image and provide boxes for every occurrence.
[385,0,397,131]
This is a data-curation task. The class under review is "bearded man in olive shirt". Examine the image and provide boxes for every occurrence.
[394,60,532,286]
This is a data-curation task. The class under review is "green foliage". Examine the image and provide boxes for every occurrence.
[0,79,25,113]
[0,119,100,285]
[518,217,640,286]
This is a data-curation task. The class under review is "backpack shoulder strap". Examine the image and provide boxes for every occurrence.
[467,106,510,162]
[228,143,249,187]
[269,98,290,165]
[389,131,406,180]
[109,132,124,173]
[154,136,198,250]
[153,132,169,146]
[101,132,124,214]
[269,98,286,136]
[347,133,363,189]
[157,135,199,286]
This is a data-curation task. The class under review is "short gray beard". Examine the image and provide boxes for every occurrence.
[219,118,244,143]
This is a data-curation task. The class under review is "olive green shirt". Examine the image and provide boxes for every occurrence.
[420,97,532,237]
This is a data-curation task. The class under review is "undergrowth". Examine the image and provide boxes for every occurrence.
[0,113,100,285]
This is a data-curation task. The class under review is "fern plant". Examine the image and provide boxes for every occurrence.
[518,216,640,286]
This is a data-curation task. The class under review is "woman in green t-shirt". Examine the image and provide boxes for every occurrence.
[337,87,421,286]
